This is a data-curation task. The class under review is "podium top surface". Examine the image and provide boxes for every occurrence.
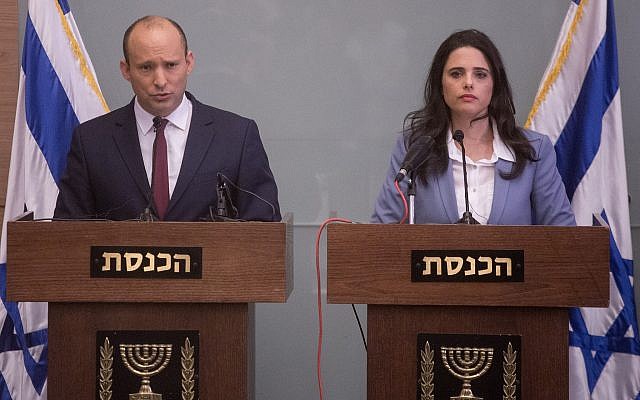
[7,216,293,303]
[327,223,609,307]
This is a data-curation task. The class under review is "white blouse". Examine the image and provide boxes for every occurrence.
[446,124,515,224]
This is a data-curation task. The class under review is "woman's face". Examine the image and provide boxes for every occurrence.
[441,46,493,121]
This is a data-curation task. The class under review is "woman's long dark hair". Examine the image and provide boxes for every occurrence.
[405,29,535,180]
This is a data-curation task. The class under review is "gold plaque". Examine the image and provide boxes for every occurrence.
[416,334,520,400]
[96,331,199,400]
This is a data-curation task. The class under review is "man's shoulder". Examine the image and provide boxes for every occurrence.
[199,103,251,121]
[77,101,133,130]
[188,93,255,128]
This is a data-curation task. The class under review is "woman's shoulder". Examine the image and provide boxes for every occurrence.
[520,128,548,141]
[519,128,554,156]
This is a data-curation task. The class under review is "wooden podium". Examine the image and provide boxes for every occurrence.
[327,223,609,400]
[7,214,293,400]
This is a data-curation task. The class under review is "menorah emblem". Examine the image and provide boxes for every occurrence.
[119,343,173,400]
[441,346,493,400]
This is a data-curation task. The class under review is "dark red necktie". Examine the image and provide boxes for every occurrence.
[152,117,169,220]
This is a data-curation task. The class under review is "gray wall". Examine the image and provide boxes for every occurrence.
[21,1,638,398]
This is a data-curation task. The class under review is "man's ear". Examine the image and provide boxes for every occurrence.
[120,58,132,81]
[185,51,195,75]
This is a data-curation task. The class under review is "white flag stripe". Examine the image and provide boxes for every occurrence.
[527,1,606,141]
[24,131,59,220]
[63,11,102,84]
[572,92,632,257]
[0,350,45,400]
[568,346,590,400]
[27,1,106,123]
[0,74,28,261]
[592,352,640,398]
[17,302,47,345]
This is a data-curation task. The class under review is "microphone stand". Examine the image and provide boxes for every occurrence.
[454,130,480,225]
[140,204,156,222]
[408,171,416,224]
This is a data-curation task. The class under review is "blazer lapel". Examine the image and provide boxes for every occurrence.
[488,159,512,224]
[167,97,216,212]
[112,101,152,202]
[436,162,460,223]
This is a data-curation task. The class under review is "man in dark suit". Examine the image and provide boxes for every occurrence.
[54,16,280,221]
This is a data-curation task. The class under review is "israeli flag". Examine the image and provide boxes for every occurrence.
[526,0,640,398]
[0,1,107,398]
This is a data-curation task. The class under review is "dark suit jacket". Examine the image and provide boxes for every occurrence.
[54,92,280,221]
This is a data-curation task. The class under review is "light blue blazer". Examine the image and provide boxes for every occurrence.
[371,130,576,226]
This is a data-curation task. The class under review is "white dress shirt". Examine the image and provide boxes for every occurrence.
[134,95,193,197]
[447,123,515,224]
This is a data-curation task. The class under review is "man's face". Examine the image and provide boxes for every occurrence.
[120,21,194,117]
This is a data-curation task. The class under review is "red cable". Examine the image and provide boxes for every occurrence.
[315,217,353,400]
[394,180,408,224]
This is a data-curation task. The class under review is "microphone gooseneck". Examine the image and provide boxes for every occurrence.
[216,172,278,222]
[453,130,480,225]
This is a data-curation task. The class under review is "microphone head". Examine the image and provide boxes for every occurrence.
[453,130,464,143]
[395,135,435,182]
[216,172,224,187]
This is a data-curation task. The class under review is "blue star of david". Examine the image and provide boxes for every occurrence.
[0,263,48,397]
[569,211,640,397]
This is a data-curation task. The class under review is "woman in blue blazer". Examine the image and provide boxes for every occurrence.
[372,29,575,226]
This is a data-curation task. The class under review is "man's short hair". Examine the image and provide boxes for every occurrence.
[122,15,188,64]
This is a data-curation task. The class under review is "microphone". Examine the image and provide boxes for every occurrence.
[453,130,480,224]
[395,135,435,182]
[213,173,238,220]
[210,172,278,222]
[139,118,164,222]
[140,194,157,221]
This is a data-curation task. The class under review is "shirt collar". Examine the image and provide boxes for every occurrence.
[492,121,515,162]
[134,94,191,136]
[446,120,515,163]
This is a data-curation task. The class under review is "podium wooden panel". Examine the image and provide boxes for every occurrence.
[327,223,609,400]
[7,214,293,400]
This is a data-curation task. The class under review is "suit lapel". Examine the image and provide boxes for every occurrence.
[488,159,512,224]
[167,96,216,213]
[436,162,459,223]
[112,101,152,202]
